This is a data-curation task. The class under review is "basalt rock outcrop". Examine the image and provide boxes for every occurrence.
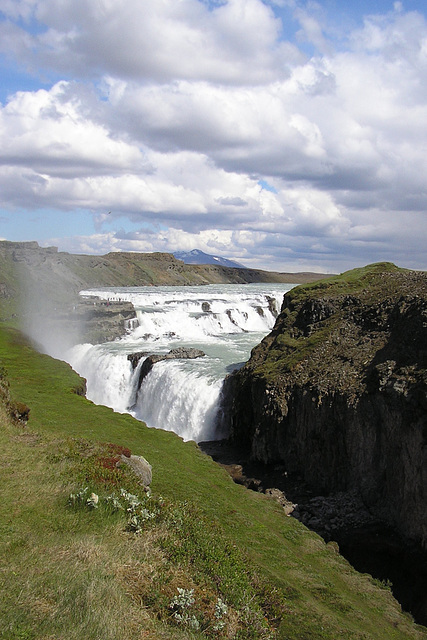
[221,263,427,548]
[72,298,138,344]
[128,347,205,388]
[28,297,138,350]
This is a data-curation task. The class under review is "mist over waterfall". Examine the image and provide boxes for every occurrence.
[66,283,294,442]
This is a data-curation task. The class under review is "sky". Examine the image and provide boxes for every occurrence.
[0,0,427,273]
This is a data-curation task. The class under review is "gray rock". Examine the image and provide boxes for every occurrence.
[264,487,296,515]
[128,347,205,388]
[120,454,152,488]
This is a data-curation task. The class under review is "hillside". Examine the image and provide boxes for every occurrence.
[0,322,426,639]
[0,240,328,310]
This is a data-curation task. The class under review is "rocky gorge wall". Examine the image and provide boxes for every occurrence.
[221,263,427,548]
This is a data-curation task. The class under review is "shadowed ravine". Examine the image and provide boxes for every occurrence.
[199,439,427,627]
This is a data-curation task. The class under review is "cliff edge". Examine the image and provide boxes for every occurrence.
[221,262,427,548]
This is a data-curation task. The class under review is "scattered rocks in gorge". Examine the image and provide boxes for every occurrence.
[128,347,206,388]
[292,491,377,538]
[199,440,376,533]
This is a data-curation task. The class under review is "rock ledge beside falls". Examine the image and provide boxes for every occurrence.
[128,347,206,388]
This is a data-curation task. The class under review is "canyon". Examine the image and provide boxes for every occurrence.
[221,262,427,548]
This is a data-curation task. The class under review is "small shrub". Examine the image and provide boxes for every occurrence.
[212,597,228,631]
[10,401,30,422]
[102,442,132,458]
[67,485,162,535]
[67,487,99,509]
[67,487,89,507]
[169,587,200,630]
[371,577,393,591]
[104,495,124,511]
[98,455,121,470]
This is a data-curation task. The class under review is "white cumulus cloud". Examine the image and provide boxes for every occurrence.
[0,0,426,271]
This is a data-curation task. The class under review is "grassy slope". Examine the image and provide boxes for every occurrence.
[0,324,425,639]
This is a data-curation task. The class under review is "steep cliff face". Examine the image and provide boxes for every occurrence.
[222,263,427,547]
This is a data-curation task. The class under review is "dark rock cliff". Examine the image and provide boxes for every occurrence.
[221,263,427,548]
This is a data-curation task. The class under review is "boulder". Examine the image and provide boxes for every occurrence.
[120,454,152,488]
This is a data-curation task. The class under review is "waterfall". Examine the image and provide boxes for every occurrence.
[67,283,294,442]
[67,342,135,413]
[133,360,222,442]
[124,317,139,332]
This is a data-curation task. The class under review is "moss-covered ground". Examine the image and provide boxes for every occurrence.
[246,262,427,384]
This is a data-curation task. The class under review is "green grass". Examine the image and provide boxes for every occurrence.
[257,325,333,380]
[286,262,407,304]
[246,262,416,383]
[0,324,426,639]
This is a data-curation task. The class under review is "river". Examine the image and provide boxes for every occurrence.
[65,283,294,442]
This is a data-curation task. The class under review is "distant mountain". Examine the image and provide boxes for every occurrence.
[173,249,246,269]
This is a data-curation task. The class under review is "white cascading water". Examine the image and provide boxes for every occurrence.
[134,360,222,442]
[66,283,294,442]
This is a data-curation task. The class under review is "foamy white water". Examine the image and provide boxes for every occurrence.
[66,283,295,442]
